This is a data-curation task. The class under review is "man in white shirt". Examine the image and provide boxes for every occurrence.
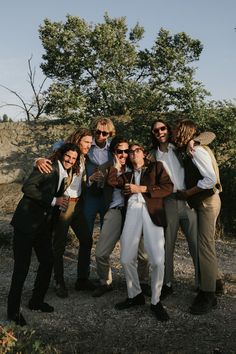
[150,119,199,299]
[174,119,222,314]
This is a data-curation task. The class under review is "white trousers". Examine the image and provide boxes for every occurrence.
[120,200,165,305]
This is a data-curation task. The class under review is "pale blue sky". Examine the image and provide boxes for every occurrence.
[0,0,235,120]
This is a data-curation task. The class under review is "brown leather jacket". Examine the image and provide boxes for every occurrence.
[107,161,173,227]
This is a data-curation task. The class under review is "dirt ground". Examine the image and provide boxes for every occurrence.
[0,183,235,354]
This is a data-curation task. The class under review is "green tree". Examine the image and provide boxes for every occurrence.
[39,13,208,122]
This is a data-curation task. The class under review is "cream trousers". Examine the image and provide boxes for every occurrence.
[120,200,165,305]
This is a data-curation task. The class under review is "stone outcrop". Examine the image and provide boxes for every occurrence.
[0,121,74,184]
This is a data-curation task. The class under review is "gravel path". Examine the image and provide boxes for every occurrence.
[0,183,235,353]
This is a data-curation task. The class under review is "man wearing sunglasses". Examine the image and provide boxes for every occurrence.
[149,118,221,300]
[93,136,150,297]
[74,117,117,290]
[114,143,173,321]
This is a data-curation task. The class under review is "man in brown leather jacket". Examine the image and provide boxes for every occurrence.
[113,142,173,322]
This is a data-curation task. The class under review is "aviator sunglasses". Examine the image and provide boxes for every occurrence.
[153,126,167,134]
[95,129,110,137]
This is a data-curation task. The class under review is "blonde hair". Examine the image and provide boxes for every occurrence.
[92,117,116,137]
[175,119,197,148]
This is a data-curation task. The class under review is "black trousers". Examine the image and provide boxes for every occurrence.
[7,228,53,317]
[52,201,92,283]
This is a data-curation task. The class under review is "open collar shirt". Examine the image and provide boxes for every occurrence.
[156,143,185,192]
[87,138,111,166]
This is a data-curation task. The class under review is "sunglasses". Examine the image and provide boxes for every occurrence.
[115,149,129,155]
[153,126,167,134]
[95,129,109,137]
[129,148,143,154]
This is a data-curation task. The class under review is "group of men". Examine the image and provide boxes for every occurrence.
[7,116,223,326]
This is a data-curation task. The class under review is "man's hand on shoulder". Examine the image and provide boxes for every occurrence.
[36,158,53,174]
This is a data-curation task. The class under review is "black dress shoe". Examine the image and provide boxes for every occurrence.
[160,284,173,300]
[92,284,113,297]
[150,302,170,322]
[115,293,145,310]
[8,312,27,326]
[190,290,217,315]
[55,283,68,298]
[75,279,96,291]
[28,300,54,312]
[140,283,152,297]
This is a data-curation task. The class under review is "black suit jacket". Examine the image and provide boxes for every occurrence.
[11,162,62,236]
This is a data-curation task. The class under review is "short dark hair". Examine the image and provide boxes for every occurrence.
[109,136,129,153]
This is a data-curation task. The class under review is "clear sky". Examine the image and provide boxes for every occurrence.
[0,0,235,120]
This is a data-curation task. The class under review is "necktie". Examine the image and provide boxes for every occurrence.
[63,168,73,192]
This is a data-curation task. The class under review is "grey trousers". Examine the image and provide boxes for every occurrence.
[164,194,199,287]
[197,193,221,292]
[95,208,149,285]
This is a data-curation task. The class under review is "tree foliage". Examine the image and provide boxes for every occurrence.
[39,13,208,121]
[38,13,236,235]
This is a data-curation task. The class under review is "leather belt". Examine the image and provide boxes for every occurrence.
[111,206,124,210]
[69,197,79,202]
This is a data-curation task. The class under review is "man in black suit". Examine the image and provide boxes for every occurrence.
[7,143,80,326]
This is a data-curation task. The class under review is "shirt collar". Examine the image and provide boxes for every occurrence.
[58,160,68,178]
[157,143,176,156]
[91,138,110,150]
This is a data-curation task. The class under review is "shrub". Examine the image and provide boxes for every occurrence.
[0,325,59,353]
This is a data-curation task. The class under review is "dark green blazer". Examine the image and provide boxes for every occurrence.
[11,162,61,235]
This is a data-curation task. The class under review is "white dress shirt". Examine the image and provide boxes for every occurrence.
[156,143,185,192]
[129,168,146,204]
[65,160,85,198]
[192,146,217,189]
[51,160,68,206]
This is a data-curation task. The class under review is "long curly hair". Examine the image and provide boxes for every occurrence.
[174,119,198,148]
[65,127,92,145]
[50,143,81,174]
